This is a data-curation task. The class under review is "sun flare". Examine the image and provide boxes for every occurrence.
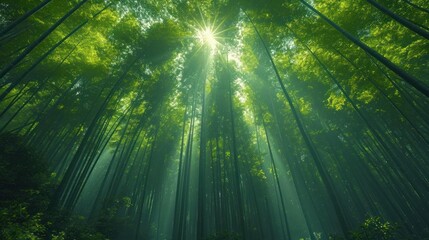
[196,27,218,51]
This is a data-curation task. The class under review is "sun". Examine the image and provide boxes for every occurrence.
[196,27,218,51]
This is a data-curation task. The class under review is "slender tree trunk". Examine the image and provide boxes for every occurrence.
[0,0,89,78]
[298,0,429,98]
[135,130,159,240]
[403,0,429,14]
[197,66,208,240]
[245,11,351,238]
[51,57,137,209]
[0,0,52,37]
[172,104,189,239]
[227,67,246,239]
[0,1,111,101]
[262,121,292,240]
[333,48,429,145]
[366,0,429,40]
[0,32,83,117]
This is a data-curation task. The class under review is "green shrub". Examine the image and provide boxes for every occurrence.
[0,132,109,240]
[350,216,397,240]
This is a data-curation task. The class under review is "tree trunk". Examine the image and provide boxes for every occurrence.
[245,11,351,238]
[366,0,429,39]
[0,0,52,37]
[299,0,429,98]
[0,0,89,78]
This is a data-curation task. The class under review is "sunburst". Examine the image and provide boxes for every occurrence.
[196,27,218,51]
[192,13,225,55]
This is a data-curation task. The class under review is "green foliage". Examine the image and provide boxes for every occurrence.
[0,0,428,239]
[350,216,398,240]
[0,132,49,202]
[0,205,45,240]
[206,231,242,240]
[141,19,184,65]
[55,215,107,240]
[327,91,347,111]
[0,133,108,240]
[95,197,131,238]
[0,132,50,239]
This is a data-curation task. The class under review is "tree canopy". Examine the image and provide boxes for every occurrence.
[0,0,428,239]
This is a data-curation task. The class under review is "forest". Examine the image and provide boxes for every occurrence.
[0,0,428,239]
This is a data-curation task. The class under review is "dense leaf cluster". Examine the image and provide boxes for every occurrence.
[0,0,428,239]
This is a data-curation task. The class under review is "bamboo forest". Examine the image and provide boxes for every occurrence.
[1,0,429,239]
